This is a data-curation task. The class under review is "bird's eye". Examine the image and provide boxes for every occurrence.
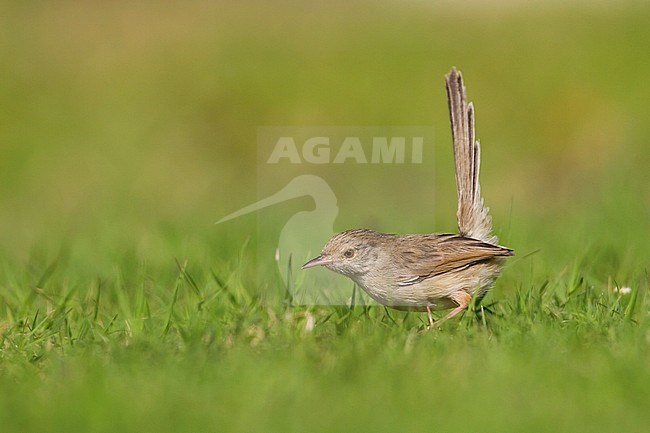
[343,249,355,259]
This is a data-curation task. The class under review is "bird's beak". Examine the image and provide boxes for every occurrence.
[301,255,332,269]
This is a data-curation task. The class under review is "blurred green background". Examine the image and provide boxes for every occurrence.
[1,1,649,432]
[1,1,648,274]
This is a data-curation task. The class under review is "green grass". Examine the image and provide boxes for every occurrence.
[1,256,648,432]
[1,1,650,432]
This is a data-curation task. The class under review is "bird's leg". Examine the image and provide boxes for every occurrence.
[434,291,472,326]
[426,306,435,329]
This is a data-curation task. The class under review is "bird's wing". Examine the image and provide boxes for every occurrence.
[394,234,512,287]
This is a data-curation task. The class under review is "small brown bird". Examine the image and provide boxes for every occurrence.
[302,68,513,327]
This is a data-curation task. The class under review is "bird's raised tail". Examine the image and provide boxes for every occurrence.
[445,67,497,245]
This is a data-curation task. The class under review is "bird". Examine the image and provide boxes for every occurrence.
[302,67,513,327]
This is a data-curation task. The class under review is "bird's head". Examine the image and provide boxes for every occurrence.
[302,228,384,277]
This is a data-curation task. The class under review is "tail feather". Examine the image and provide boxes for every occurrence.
[445,67,496,244]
